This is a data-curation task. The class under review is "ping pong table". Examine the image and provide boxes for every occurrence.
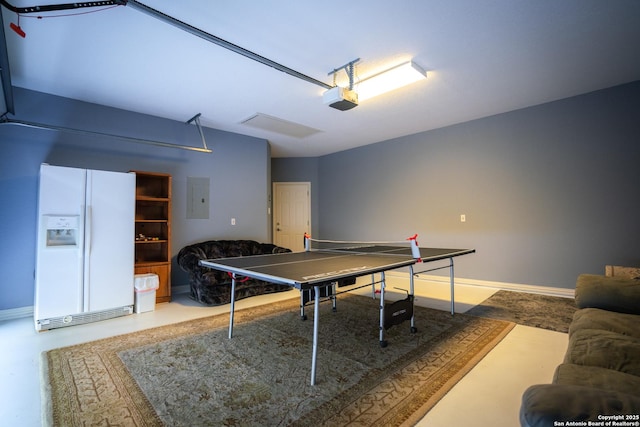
[199,243,474,385]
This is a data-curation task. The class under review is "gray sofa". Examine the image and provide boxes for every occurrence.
[519,274,640,426]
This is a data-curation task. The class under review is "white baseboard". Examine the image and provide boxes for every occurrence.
[385,271,575,298]
[0,306,33,322]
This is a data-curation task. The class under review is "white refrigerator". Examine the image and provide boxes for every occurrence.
[34,164,136,331]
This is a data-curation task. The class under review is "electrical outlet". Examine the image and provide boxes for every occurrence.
[231,218,236,226]
[460,214,466,223]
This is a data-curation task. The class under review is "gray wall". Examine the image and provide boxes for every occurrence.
[321,82,640,288]
[0,88,271,310]
[273,81,640,290]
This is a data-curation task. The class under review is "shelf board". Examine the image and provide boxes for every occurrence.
[136,196,170,202]
[135,219,168,223]
[135,239,168,244]
[135,260,170,267]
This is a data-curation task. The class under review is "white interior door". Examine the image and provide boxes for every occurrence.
[273,182,310,252]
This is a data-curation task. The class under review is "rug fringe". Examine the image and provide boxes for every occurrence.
[40,351,53,427]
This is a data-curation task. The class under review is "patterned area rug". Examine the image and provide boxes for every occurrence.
[42,294,514,426]
[466,290,577,333]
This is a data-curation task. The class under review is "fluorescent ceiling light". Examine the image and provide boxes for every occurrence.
[356,61,427,101]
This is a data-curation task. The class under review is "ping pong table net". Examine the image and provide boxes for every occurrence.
[303,234,421,259]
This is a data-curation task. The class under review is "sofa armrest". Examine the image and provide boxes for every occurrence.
[520,384,640,427]
[177,245,208,272]
[575,274,640,315]
[177,245,230,284]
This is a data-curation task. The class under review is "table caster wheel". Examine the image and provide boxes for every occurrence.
[380,340,388,348]
[410,326,418,333]
[301,315,307,321]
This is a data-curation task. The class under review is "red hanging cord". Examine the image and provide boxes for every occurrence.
[227,272,251,283]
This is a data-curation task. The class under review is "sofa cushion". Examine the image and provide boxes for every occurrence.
[575,274,640,314]
[554,363,640,397]
[570,307,640,339]
[565,328,640,376]
[520,384,640,427]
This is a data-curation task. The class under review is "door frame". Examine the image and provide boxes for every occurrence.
[272,181,311,251]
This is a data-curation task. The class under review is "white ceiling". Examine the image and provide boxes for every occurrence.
[2,0,640,157]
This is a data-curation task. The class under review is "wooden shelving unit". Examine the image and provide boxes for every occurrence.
[132,171,172,303]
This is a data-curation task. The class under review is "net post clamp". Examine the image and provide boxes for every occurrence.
[406,234,422,261]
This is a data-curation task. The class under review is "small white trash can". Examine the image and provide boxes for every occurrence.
[134,273,159,313]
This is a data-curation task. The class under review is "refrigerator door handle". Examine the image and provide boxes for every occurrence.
[79,205,86,309]
[85,205,92,256]
[83,204,92,309]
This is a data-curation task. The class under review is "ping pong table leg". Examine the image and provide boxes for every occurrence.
[228,274,237,339]
[331,282,337,312]
[409,265,417,333]
[449,257,455,316]
[371,273,376,298]
[379,272,387,348]
[299,290,307,320]
[310,284,320,386]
